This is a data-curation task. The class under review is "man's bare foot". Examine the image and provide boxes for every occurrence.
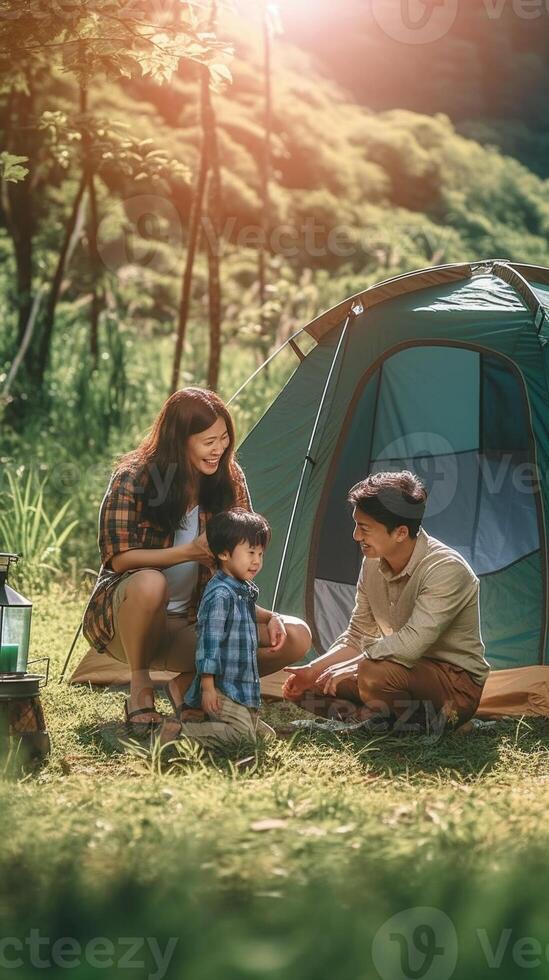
[296,694,370,722]
[455,720,474,735]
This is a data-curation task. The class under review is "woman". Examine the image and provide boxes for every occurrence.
[82,387,311,728]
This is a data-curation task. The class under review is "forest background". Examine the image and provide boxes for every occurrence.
[2,7,549,977]
[2,0,549,590]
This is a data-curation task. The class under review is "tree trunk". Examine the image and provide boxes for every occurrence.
[37,81,102,383]
[35,173,87,382]
[87,170,102,371]
[258,7,273,360]
[204,0,222,391]
[11,194,34,349]
[205,182,222,390]
[2,87,35,351]
[80,82,103,371]
[1,285,46,399]
[170,67,210,394]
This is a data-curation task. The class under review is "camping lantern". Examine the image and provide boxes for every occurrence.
[0,553,32,674]
[0,553,50,771]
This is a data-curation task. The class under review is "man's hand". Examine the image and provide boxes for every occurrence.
[315,660,359,697]
[282,664,315,701]
[201,685,220,715]
[267,614,287,652]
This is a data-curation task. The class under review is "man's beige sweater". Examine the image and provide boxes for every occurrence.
[329,528,490,685]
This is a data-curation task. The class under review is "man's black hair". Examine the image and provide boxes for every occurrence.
[206,509,271,563]
[348,471,427,539]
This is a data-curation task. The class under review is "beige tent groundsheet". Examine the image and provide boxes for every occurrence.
[474,665,549,719]
[69,647,288,699]
[69,649,549,718]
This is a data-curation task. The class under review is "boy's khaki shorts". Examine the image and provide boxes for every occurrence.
[166,692,276,747]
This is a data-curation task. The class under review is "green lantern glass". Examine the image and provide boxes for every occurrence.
[0,554,32,675]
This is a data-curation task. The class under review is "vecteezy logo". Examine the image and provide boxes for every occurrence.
[372,907,458,980]
[373,432,458,519]
[371,0,459,45]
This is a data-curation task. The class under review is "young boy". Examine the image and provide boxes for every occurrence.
[160,509,275,749]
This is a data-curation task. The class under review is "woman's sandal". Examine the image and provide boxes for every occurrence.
[124,699,163,735]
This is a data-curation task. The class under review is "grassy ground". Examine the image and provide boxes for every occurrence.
[2,588,549,978]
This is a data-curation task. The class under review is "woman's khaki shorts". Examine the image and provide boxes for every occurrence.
[105,572,198,673]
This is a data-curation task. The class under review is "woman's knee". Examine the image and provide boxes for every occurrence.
[122,569,168,613]
[284,617,312,657]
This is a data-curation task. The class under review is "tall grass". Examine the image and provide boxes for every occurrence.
[0,468,78,591]
[0,846,547,980]
[1,592,548,979]
[0,320,303,580]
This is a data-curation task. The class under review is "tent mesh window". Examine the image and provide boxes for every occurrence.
[313,345,543,668]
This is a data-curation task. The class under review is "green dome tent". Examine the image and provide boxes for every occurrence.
[237,260,549,671]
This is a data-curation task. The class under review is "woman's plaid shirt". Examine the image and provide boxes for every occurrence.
[82,461,251,652]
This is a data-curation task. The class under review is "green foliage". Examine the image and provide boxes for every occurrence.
[39,110,190,184]
[0,468,78,591]
[0,151,29,183]
[0,0,231,90]
[0,593,548,978]
[284,1,549,176]
[2,0,549,581]
[1,848,549,979]
[0,10,548,967]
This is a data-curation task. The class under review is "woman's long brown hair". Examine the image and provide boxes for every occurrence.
[116,387,238,531]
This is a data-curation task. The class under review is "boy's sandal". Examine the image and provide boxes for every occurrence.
[170,704,206,723]
[164,683,204,722]
[179,707,206,722]
[164,682,184,718]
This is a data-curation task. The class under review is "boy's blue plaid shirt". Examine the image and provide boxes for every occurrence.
[185,571,261,709]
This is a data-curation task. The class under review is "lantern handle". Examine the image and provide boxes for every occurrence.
[0,552,20,585]
[27,657,50,688]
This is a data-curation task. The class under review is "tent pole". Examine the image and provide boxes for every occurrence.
[228,326,308,407]
[58,619,83,684]
[271,303,362,611]
[493,262,549,662]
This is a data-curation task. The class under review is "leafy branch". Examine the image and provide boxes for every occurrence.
[0,151,29,183]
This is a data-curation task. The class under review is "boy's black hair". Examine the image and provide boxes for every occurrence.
[348,471,427,539]
[206,509,271,564]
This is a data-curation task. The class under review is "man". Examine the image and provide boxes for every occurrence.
[283,471,490,734]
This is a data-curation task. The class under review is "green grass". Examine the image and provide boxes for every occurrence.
[2,588,549,978]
